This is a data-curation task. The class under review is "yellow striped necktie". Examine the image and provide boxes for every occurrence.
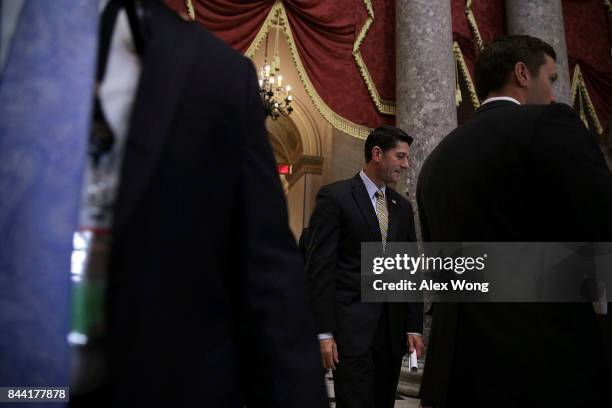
[375,190,388,243]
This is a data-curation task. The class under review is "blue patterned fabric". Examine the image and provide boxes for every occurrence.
[0,0,98,394]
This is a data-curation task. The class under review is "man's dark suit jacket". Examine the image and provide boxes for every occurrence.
[305,174,423,358]
[417,100,612,407]
[298,227,309,263]
[105,2,327,406]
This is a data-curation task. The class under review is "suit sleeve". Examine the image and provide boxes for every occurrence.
[236,58,327,407]
[405,200,424,333]
[304,185,340,334]
[531,103,612,241]
[531,103,612,344]
[416,174,432,243]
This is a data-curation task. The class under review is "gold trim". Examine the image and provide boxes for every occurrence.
[278,4,372,139]
[452,42,481,109]
[353,0,396,115]
[455,59,462,106]
[465,0,484,51]
[246,1,372,139]
[244,3,279,58]
[184,0,195,21]
[570,64,604,134]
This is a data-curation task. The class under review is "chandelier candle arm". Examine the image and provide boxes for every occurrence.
[256,9,293,120]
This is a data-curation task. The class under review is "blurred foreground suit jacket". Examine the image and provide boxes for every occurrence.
[105,2,327,406]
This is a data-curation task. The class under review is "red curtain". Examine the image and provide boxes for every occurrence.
[471,0,505,45]
[283,0,393,127]
[451,0,505,82]
[563,0,612,130]
[165,0,395,130]
[451,0,476,90]
[359,0,396,103]
[165,0,274,52]
[164,0,610,132]
[450,0,505,124]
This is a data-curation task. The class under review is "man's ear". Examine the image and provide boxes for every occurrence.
[514,61,530,87]
[372,146,382,161]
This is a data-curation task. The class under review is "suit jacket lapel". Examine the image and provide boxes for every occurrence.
[350,174,382,241]
[114,4,197,235]
[386,191,399,242]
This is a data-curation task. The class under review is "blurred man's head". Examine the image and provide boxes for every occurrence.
[364,126,413,186]
[475,35,558,104]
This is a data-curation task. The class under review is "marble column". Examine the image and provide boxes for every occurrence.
[506,0,571,104]
[396,0,457,240]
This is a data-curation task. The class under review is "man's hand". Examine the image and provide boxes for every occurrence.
[407,334,424,358]
[319,338,339,370]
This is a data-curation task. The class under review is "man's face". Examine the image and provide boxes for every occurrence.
[377,141,410,184]
[525,55,557,104]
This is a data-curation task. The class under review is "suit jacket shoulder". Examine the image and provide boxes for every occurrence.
[152,1,247,68]
[322,177,357,195]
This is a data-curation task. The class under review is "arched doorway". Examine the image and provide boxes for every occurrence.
[266,108,324,241]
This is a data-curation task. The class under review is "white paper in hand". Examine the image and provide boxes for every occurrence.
[409,349,418,372]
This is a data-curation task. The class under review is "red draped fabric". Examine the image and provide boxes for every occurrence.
[359,0,396,103]
[451,0,506,81]
[563,0,612,130]
[165,0,274,52]
[165,0,394,131]
[283,0,393,127]
[471,0,505,45]
[450,0,505,124]
[451,0,476,75]
[164,1,610,132]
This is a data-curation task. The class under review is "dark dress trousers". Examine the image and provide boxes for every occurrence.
[417,101,612,407]
[306,174,423,407]
[100,2,328,407]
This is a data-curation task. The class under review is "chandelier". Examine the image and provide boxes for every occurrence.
[258,15,293,120]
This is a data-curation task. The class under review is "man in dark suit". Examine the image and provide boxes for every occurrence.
[71,1,328,406]
[418,35,612,407]
[305,126,424,408]
[299,227,310,263]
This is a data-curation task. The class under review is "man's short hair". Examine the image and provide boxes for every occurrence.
[364,126,413,163]
[474,35,556,100]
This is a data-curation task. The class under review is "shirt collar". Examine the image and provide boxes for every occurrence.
[481,96,521,106]
[359,170,385,199]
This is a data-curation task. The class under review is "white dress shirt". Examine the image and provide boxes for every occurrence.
[79,4,141,229]
[481,96,521,106]
[360,169,386,210]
